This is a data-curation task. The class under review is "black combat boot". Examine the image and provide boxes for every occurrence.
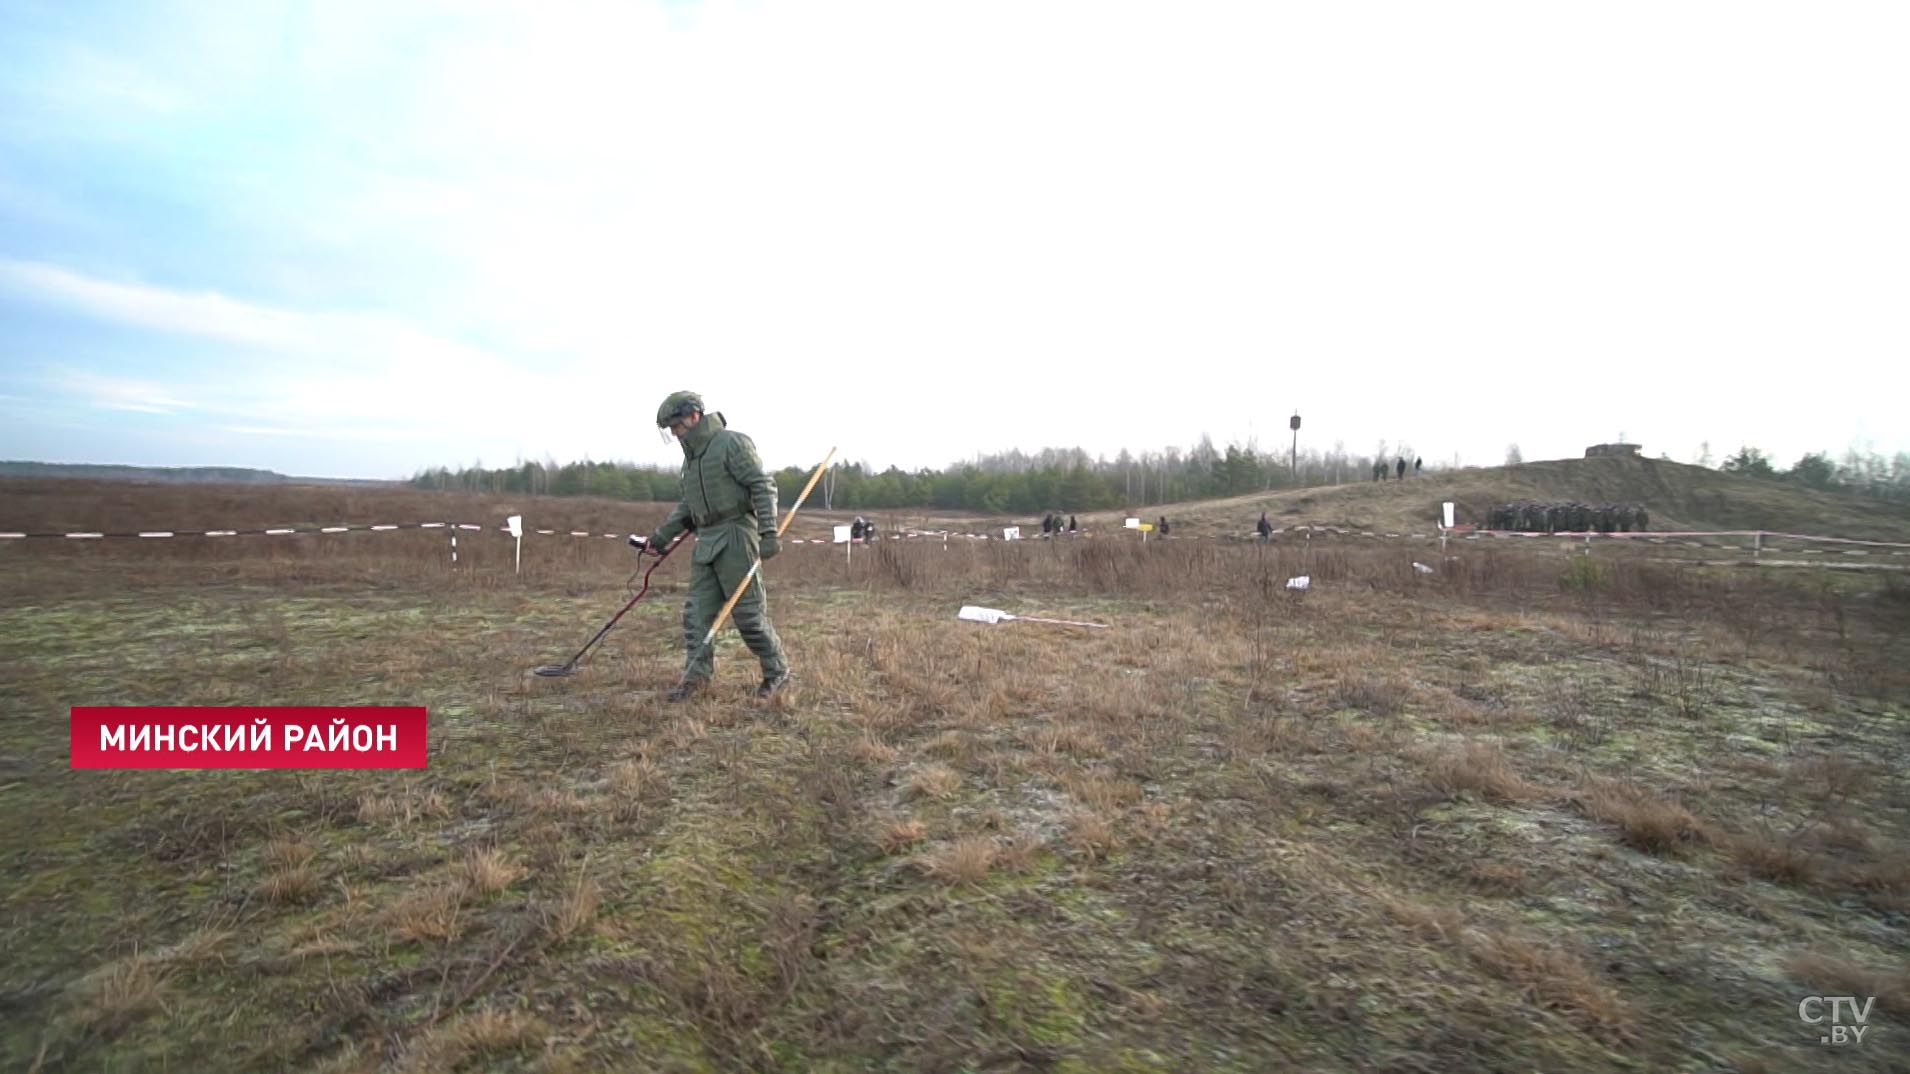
[755,670,792,699]
[666,678,705,703]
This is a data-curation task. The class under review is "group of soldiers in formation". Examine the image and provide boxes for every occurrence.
[1488,501,1650,534]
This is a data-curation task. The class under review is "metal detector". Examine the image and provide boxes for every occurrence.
[532,533,684,678]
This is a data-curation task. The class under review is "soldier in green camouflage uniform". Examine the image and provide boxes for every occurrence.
[644,392,791,701]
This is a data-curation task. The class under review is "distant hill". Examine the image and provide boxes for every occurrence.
[1073,456,1910,541]
[0,461,397,487]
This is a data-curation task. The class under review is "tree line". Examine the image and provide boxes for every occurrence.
[410,438,1422,512]
[410,441,1910,510]
[1711,446,1910,503]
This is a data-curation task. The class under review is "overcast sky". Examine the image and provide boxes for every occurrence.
[1,1,1904,480]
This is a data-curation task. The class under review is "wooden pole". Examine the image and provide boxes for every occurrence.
[692,447,838,662]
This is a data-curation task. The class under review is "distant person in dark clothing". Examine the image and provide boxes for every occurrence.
[1373,461,1385,482]
[1158,516,1170,536]
[1256,512,1272,542]
[1068,515,1078,533]
[1396,457,1406,480]
[1414,457,1422,475]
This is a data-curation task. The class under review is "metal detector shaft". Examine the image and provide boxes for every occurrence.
[534,533,683,676]
[689,446,837,664]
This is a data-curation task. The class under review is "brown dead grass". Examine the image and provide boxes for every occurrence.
[920,730,973,762]
[922,836,998,886]
[1423,740,1540,802]
[401,1006,546,1073]
[388,883,469,944]
[462,848,524,894]
[1466,861,1533,896]
[1383,894,1467,942]
[1057,769,1144,812]
[1836,855,1910,910]
[1727,830,1821,886]
[1064,812,1115,860]
[7,478,1910,1074]
[548,869,600,943]
[852,733,900,765]
[355,789,450,827]
[1464,927,1640,1043]
[1785,953,1910,1018]
[150,928,234,969]
[263,836,316,869]
[607,758,656,798]
[1381,893,1637,1040]
[1029,721,1108,758]
[258,864,320,905]
[72,951,170,1035]
[1575,777,1717,854]
[877,818,928,855]
[904,764,962,801]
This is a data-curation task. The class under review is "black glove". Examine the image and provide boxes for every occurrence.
[758,533,781,561]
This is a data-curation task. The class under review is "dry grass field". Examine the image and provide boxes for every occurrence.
[2,477,1907,1073]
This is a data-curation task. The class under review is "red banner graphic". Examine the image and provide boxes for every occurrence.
[71,707,429,769]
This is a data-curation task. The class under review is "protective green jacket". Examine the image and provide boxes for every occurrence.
[651,413,780,566]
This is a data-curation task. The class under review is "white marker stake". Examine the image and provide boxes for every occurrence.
[507,515,523,574]
[835,523,853,565]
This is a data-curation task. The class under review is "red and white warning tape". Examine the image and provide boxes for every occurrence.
[2,521,1903,555]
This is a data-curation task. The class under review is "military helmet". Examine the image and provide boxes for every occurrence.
[656,391,704,427]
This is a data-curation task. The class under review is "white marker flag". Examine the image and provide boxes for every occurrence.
[958,605,1108,628]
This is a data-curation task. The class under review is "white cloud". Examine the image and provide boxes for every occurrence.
[2,260,312,352]
[55,370,198,414]
[1,259,568,450]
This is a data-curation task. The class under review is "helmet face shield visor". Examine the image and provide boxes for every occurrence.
[656,391,702,444]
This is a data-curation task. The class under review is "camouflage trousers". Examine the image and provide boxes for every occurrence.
[680,542,787,683]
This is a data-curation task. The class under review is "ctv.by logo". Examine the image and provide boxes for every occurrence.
[1799,996,1874,1045]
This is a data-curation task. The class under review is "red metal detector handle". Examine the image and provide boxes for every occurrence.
[555,532,686,669]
